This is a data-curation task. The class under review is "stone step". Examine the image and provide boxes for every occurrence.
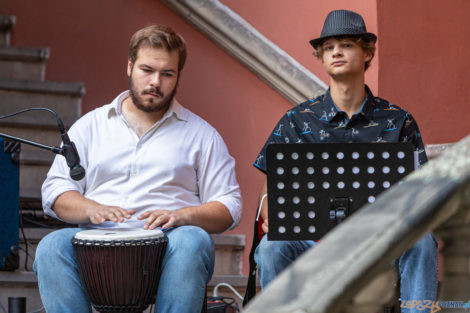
[0,46,50,80]
[19,163,50,207]
[18,188,42,209]
[0,271,43,313]
[0,79,84,128]
[0,15,15,46]
[0,272,254,313]
[212,234,245,276]
[21,146,57,166]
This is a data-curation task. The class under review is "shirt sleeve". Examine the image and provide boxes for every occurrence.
[399,112,428,167]
[197,130,242,230]
[41,116,89,219]
[254,112,299,173]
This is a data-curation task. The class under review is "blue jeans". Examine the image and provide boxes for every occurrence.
[33,226,214,313]
[255,233,438,313]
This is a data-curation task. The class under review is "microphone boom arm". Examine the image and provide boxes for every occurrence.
[0,108,85,181]
[0,132,63,155]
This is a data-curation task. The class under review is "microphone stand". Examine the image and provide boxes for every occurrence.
[0,128,85,182]
[0,109,85,181]
[0,132,63,156]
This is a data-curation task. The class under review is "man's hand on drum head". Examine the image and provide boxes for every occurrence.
[87,205,136,224]
[137,210,185,230]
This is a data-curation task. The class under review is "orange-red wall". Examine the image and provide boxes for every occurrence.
[2,1,469,276]
[377,0,470,144]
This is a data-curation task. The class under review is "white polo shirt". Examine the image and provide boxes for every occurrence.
[42,91,242,230]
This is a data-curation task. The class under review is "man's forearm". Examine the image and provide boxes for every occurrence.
[52,190,100,224]
[178,201,234,233]
[53,191,136,225]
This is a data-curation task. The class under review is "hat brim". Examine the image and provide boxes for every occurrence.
[310,32,377,49]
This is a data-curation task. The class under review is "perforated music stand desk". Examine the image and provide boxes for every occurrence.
[266,143,415,241]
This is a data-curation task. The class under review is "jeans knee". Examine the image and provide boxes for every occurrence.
[163,226,214,278]
[255,237,288,263]
[168,226,212,251]
[165,226,214,264]
[36,230,65,260]
[34,228,81,273]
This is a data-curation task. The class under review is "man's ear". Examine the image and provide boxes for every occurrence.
[127,59,133,77]
[365,47,375,63]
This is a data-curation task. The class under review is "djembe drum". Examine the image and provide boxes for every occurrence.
[71,228,168,313]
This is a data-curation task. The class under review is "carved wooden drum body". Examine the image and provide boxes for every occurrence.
[72,228,168,313]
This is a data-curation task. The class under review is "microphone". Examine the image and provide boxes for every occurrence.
[56,118,85,181]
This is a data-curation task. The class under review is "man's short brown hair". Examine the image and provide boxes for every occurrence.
[313,36,376,71]
[129,25,186,72]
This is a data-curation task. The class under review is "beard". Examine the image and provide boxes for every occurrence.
[128,75,179,114]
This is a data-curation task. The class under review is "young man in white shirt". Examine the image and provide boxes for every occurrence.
[34,25,242,313]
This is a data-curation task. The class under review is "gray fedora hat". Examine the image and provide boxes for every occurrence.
[310,10,377,49]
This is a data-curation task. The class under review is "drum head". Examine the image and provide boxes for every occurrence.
[74,228,164,241]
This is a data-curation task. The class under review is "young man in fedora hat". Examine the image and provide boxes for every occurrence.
[252,9,437,312]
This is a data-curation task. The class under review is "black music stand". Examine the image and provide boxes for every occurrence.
[266,143,416,241]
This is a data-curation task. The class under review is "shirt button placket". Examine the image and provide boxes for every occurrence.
[131,165,138,176]
[123,195,130,208]
[130,143,140,177]
[344,126,351,141]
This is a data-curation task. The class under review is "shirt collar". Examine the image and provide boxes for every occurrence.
[323,85,375,123]
[107,90,188,122]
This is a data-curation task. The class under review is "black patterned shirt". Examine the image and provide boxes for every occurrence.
[254,85,427,172]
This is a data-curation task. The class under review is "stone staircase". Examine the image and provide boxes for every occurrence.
[0,15,249,312]
[0,15,84,209]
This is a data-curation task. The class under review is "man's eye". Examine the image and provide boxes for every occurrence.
[324,46,333,51]
[162,73,174,77]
